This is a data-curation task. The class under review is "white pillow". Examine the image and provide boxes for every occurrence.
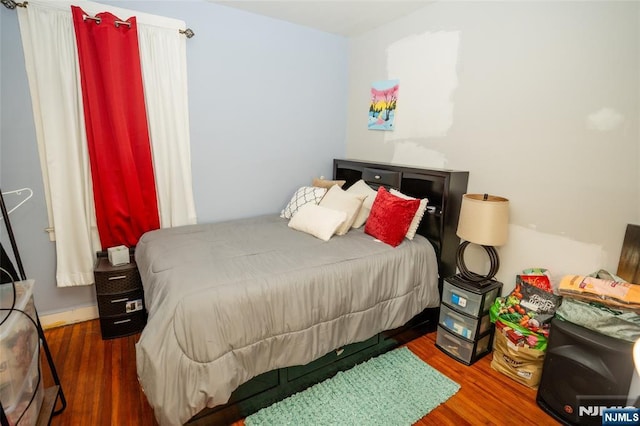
[280,186,327,219]
[346,180,377,228]
[319,185,366,235]
[288,204,347,241]
[389,189,428,240]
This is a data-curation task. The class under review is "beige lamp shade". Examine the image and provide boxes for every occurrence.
[456,194,509,246]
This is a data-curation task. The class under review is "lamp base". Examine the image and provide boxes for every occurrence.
[456,241,500,284]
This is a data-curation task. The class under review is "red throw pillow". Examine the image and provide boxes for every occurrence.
[365,187,420,247]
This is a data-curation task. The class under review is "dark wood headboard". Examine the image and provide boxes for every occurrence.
[333,159,469,282]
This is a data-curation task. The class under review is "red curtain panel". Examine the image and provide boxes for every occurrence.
[72,6,160,249]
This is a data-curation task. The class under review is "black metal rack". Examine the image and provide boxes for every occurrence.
[0,189,66,425]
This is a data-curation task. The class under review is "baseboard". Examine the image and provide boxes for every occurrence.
[40,305,99,330]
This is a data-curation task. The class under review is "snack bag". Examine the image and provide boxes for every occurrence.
[559,275,640,311]
[515,276,562,314]
[520,268,553,292]
[490,303,548,350]
[490,279,562,351]
[491,331,545,388]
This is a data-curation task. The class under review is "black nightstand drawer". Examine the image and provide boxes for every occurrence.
[94,258,141,295]
[99,311,147,339]
[97,289,145,317]
[362,167,401,188]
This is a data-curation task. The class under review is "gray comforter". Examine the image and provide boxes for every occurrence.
[135,215,439,425]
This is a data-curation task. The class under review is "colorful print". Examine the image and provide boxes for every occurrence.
[368,79,399,131]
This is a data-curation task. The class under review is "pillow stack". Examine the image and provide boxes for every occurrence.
[281,177,429,246]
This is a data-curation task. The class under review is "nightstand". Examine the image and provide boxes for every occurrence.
[94,256,147,339]
[436,275,502,365]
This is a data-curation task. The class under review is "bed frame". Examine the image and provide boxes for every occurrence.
[187,159,468,425]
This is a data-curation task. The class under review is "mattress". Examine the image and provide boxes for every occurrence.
[134,214,439,425]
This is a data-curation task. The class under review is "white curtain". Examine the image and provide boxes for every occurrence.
[17,1,197,287]
[137,24,197,227]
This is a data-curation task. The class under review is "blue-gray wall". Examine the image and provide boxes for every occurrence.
[0,1,348,314]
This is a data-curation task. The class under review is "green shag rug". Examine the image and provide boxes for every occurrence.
[245,347,460,426]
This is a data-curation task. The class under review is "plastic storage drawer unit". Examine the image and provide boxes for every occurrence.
[439,303,492,341]
[435,325,494,365]
[2,346,43,426]
[0,280,39,404]
[442,276,502,317]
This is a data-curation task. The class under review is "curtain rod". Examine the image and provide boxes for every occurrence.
[1,1,195,38]
[1,0,26,8]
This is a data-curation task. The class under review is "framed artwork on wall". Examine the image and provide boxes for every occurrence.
[368,79,399,131]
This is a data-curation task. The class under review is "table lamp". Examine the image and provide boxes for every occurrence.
[455,193,509,284]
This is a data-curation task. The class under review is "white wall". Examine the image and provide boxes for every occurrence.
[0,1,348,315]
[346,1,640,292]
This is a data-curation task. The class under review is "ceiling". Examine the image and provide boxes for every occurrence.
[209,1,434,37]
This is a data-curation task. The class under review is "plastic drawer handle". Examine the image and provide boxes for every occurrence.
[111,298,129,303]
[448,312,465,321]
[113,319,131,325]
[108,275,127,281]
[444,306,462,317]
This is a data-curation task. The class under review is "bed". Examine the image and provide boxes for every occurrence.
[135,159,469,426]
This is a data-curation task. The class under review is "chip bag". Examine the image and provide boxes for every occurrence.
[490,279,562,351]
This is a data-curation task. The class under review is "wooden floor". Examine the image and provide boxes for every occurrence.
[41,319,560,425]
